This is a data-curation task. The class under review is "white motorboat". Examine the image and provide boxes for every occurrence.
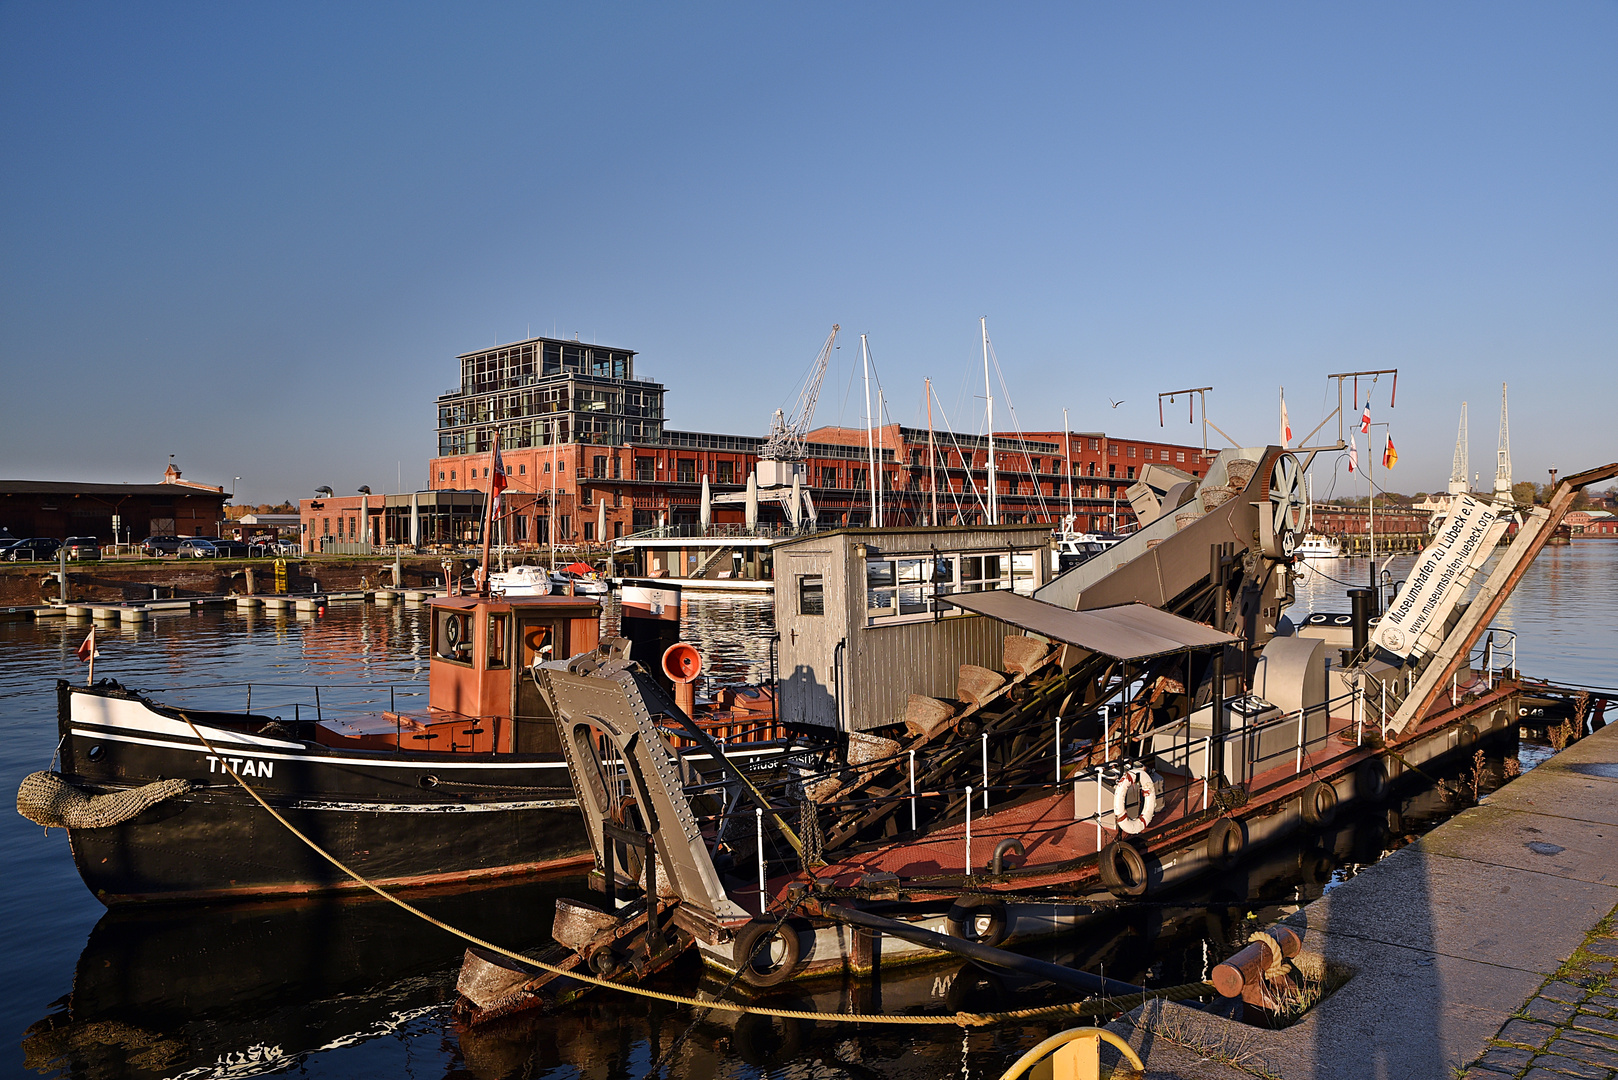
[1295,534,1343,559]
[489,564,553,596]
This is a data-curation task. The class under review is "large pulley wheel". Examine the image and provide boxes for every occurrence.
[1263,452,1309,559]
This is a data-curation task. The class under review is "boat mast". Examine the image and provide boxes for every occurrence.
[927,377,938,527]
[862,334,879,528]
[551,417,559,569]
[878,386,888,527]
[477,430,500,595]
[1063,406,1074,528]
[983,317,997,526]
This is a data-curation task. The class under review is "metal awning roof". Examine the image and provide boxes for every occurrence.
[939,591,1238,661]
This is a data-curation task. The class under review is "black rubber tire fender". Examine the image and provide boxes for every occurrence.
[1301,780,1338,827]
[1207,817,1246,869]
[944,962,1008,1014]
[945,895,1010,948]
[1356,756,1391,803]
[1097,839,1150,898]
[732,919,803,988]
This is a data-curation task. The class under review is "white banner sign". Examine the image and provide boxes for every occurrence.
[1372,495,1504,660]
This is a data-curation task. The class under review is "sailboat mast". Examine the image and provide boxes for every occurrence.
[862,334,878,528]
[1063,406,1074,527]
[927,378,938,527]
[982,317,997,526]
[878,387,887,527]
[551,418,559,568]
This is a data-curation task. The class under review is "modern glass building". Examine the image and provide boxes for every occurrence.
[435,336,664,457]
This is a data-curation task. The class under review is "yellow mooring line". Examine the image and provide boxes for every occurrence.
[179,713,1212,1028]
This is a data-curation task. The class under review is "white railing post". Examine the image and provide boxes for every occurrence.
[1381,681,1388,738]
[1095,772,1104,853]
[1355,683,1363,746]
[1203,736,1211,811]
[981,733,989,811]
[1451,671,1458,707]
[1103,703,1110,761]
[755,806,766,905]
[909,749,917,832]
[1055,716,1063,784]
[965,786,974,876]
[1295,708,1305,772]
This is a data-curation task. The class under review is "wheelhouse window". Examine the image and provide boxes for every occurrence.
[434,609,473,664]
[798,575,825,616]
[486,611,508,668]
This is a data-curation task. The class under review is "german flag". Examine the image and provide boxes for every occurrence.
[1383,433,1398,469]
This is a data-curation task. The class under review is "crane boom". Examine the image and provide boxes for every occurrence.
[759,324,840,461]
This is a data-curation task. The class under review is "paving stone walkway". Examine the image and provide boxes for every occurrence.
[1463,914,1618,1079]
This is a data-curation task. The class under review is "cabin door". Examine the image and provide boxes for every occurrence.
[513,617,566,753]
[779,552,840,730]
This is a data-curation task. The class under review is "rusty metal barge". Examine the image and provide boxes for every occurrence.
[455,449,1618,1019]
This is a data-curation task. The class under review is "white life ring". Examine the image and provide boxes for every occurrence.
[1113,767,1160,835]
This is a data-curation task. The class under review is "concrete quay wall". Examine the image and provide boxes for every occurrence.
[1099,721,1618,1079]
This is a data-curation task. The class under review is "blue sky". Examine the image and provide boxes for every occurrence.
[2,4,1613,504]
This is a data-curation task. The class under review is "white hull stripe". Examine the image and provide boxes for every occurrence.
[70,728,572,770]
[284,798,578,812]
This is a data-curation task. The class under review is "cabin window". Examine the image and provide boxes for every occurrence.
[434,609,473,664]
[486,612,508,668]
[798,575,825,616]
[865,555,956,622]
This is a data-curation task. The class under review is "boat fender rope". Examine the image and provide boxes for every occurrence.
[16,771,191,830]
[172,712,1215,1028]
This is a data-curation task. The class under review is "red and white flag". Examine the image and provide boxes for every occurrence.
[1348,434,1359,473]
[1360,405,1372,434]
[490,441,508,513]
[1279,390,1292,447]
[76,626,98,662]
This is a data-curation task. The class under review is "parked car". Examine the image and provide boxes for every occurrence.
[142,536,184,556]
[4,537,62,561]
[178,538,219,558]
[211,539,249,558]
[63,536,102,560]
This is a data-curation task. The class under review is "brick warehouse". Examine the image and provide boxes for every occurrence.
[0,467,229,544]
[421,333,1210,547]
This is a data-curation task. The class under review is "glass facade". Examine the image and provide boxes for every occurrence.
[436,337,663,456]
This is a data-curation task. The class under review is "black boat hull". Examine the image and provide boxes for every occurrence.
[55,683,591,904]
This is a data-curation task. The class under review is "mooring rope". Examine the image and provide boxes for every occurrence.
[177,712,1213,1027]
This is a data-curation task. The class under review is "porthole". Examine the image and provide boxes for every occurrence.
[87,745,105,761]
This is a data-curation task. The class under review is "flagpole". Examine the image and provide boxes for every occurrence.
[86,626,95,686]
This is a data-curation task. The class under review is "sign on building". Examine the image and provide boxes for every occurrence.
[1372,495,1509,661]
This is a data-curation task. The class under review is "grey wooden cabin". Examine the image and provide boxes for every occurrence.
[773,524,1055,733]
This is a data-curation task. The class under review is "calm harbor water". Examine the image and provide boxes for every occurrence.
[3,543,1614,1078]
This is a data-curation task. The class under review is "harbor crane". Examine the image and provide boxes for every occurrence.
[758,324,840,463]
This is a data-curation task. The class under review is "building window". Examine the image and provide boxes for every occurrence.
[545,462,551,473]
[1110,444,1119,456]
[519,464,526,475]
[438,471,445,481]
[717,461,734,484]
[322,517,330,536]
[450,471,456,481]
[612,456,621,479]
[1109,465,1117,478]
[593,455,607,479]
[1127,446,1136,458]
[677,459,696,483]
[798,575,825,616]
[821,466,837,487]
[1091,439,1099,451]
[483,468,489,478]
[1127,467,1136,480]
[584,522,595,541]
[1177,451,1186,463]
[1145,448,1153,460]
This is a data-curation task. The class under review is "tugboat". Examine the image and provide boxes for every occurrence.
[16,442,775,905]
[20,586,606,904]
